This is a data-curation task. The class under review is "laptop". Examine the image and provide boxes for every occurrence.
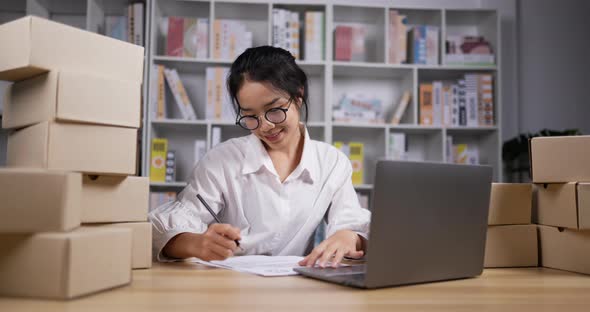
[295,160,493,289]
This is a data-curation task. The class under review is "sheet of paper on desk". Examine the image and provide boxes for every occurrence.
[190,255,305,277]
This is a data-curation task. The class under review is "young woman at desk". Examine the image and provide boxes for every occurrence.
[149,46,370,268]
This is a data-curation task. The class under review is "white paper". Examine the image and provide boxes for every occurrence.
[190,255,305,277]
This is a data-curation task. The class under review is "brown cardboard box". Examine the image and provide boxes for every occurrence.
[536,182,590,230]
[538,225,590,275]
[530,136,590,183]
[484,225,538,268]
[0,168,81,233]
[0,16,143,82]
[81,175,149,223]
[7,121,137,175]
[488,183,532,225]
[3,71,141,129]
[93,222,152,269]
[0,227,132,299]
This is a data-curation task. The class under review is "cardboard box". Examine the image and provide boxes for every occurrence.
[484,225,538,268]
[536,182,590,230]
[82,175,149,223]
[538,225,590,275]
[0,227,132,299]
[0,16,143,82]
[488,183,532,225]
[93,222,152,269]
[0,168,81,233]
[530,136,590,183]
[7,121,137,175]
[3,70,141,129]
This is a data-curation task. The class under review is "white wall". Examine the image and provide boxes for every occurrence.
[518,0,590,135]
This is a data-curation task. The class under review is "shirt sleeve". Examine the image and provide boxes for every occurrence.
[325,152,371,241]
[148,153,226,262]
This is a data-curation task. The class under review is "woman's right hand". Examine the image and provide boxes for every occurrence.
[163,223,242,261]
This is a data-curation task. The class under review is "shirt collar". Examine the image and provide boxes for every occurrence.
[241,124,317,184]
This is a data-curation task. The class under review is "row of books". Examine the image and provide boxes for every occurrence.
[333,141,364,185]
[408,25,439,65]
[165,17,208,58]
[446,136,480,165]
[149,138,208,183]
[419,74,494,126]
[272,9,324,61]
[334,24,367,62]
[150,65,197,120]
[104,2,145,46]
[333,93,385,124]
[150,65,236,121]
[213,19,253,60]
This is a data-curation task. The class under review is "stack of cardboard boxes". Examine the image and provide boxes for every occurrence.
[531,136,590,274]
[0,16,151,299]
[484,183,538,268]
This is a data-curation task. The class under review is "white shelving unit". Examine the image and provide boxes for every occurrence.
[144,0,501,194]
[0,0,502,192]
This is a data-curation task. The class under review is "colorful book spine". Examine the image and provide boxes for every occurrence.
[348,142,364,185]
[164,68,197,120]
[425,26,439,65]
[132,3,144,46]
[419,83,433,125]
[458,79,467,126]
[167,17,184,57]
[390,90,411,125]
[196,18,209,59]
[150,138,168,182]
[465,74,479,127]
[479,74,494,126]
[156,65,166,119]
[451,84,460,126]
[334,25,352,61]
[442,84,452,126]
[304,11,324,61]
[432,81,443,125]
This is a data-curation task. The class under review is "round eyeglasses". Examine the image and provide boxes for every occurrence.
[236,101,292,130]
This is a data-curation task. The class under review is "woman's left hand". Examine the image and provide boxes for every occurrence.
[298,230,365,268]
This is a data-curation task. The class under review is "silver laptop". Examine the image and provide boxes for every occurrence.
[295,160,492,289]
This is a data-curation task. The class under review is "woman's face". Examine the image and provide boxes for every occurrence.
[237,79,302,150]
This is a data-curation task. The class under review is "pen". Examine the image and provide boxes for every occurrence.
[196,193,241,248]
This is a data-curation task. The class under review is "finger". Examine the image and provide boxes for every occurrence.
[318,245,338,268]
[305,245,326,268]
[210,224,242,241]
[345,250,365,259]
[203,238,234,259]
[208,231,238,251]
[331,248,347,268]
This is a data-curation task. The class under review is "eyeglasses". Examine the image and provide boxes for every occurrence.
[236,101,292,130]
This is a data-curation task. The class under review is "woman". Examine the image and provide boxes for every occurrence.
[149,46,370,268]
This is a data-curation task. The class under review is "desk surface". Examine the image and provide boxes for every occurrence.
[1,262,590,311]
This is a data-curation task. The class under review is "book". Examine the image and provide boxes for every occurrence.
[164,68,197,120]
[446,35,495,65]
[451,84,460,126]
[165,150,176,182]
[457,79,467,126]
[465,74,479,127]
[479,74,494,126]
[389,132,407,160]
[132,3,144,46]
[166,17,184,56]
[334,25,352,61]
[388,10,409,64]
[150,138,168,182]
[419,83,433,125]
[333,93,384,123]
[348,142,364,185]
[206,67,234,121]
[390,90,411,125]
[432,81,443,125]
[183,18,198,58]
[150,65,166,119]
[446,135,454,163]
[196,18,209,58]
[425,26,439,65]
[213,19,253,60]
[304,11,324,61]
[442,84,452,126]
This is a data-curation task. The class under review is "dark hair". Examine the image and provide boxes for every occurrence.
[227,46,309,122]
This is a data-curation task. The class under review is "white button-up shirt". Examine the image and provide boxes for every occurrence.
[149,127,371,261]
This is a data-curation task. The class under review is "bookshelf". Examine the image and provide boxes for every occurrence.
[0,1,502,204]
[144,0,501,200]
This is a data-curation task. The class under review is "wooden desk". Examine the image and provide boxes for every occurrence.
[1,262,590,311]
